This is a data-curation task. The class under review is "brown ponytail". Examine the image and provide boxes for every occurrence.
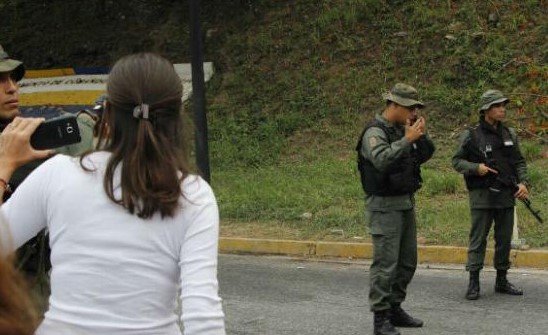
[82,53,191,219]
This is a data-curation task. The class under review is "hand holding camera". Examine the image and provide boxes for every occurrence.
[0,117,55,181]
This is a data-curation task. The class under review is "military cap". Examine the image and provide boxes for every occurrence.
[382,83,424,108]
[0,44,25,82]
[479,89,509,111]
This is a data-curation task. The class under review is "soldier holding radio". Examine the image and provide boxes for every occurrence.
[357,83,435,335]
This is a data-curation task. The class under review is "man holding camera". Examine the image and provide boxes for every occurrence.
[1,44,95,184]
[1,44,95,311]
[452,89,529,301]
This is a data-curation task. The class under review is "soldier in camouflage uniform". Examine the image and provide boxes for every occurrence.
[356,83,435,335]
[452,89,529,301]
[0,44,95,313]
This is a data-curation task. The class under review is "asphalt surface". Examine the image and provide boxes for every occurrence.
[218,254,548,335]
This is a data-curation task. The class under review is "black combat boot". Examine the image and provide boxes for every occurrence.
[390,304,423,328]
[465,270,480,300]
[495,270,523,295]
[374,310,400,335]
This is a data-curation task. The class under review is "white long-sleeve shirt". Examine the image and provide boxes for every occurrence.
[1,152,225,335]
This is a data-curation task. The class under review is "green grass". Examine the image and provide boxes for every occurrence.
[213,159,363,224]
[202,0,547,247]
[415,194,471,246]
[212,158,367,241]
[213,141,548,247]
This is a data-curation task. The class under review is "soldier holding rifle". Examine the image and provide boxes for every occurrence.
[452,89,530,301]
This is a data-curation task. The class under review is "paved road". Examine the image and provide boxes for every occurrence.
[218,254,548,335]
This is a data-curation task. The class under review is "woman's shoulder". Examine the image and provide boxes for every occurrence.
[78,151,110,169]
[182,174,213,192]
[37,153,74,170]
[181,174,216,203]
[35,152,109,179]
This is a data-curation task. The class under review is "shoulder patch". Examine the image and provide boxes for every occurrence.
[368,136,379,147]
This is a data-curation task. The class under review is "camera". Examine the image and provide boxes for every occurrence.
[30,114,82,150]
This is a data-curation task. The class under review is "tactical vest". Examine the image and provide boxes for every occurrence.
[463,122,519,190]
[356,120,422,196]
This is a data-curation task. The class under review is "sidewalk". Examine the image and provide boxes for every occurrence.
[219,237,548,270]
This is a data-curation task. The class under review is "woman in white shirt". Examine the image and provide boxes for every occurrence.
[0,53,226,335]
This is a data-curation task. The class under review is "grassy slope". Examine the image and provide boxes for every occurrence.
[206,0,546,166]
[205,0,548,246]
[3,0,547,246]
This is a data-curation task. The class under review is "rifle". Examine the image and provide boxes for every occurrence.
[519,197,544,224]
[492,176,544,224]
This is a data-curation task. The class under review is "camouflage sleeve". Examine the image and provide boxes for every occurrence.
[452,129,480,176]
[509,128,529,185]
[360,126,411,172]
[55,112,96,156]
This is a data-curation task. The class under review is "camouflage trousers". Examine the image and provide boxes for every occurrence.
[368,209,417,312]
[466,207,514,272]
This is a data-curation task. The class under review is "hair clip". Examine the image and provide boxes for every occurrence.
[133,104,150,120]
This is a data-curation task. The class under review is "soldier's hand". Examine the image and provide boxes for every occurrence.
[416,116,426,134]
[477,163,497,176]
[404,118,424,143]
[514,183,528,200]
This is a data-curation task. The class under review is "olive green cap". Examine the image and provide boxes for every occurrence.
[0,44,25,82]
[382,83,424,108]
[479,89,509,111]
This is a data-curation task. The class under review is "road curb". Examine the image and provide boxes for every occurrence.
[219,237,548,270]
